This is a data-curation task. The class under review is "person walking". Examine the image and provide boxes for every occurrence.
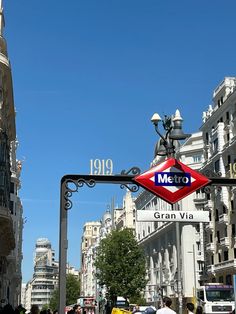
[30,305,40,314]
[156,297,176,314]
[195,306,203,314]
[186,303,194,314]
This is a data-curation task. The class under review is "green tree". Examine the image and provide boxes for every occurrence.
[49,274,80,310]
[94,228,147,302]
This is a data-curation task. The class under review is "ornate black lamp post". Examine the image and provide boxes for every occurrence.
[150,109,190,314]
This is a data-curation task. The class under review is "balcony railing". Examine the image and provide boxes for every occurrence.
[220,237,230,247]
[206,264,215,274]
[214,259,236,272]
[205,221,214,231]
[218,213,228,224]
[206,243,215,252]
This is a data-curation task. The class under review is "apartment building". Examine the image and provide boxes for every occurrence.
[200,77,236,284]
[81,221,101,296]
[25,238,58,311]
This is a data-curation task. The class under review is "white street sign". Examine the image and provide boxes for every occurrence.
[137,210,209,222]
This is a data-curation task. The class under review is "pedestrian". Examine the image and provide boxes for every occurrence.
[195,306,203,314]
[186,303,194,314]
[156,297,176,314]
[30,305,40,314]
[145,306,156,314]
[133,305,140,314]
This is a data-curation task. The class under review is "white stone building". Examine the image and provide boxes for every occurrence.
[113,191,136,231]
[135,132,205,305]
[200,77,236,284]
[24,238,58,311]
[81,221,101,296]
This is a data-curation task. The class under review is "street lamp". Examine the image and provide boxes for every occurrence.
[151,109,190,314]
[151,109,190,158]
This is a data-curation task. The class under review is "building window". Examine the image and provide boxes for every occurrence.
[215,209,219,221]
[10,182,14,194]
[214,159,220,172]
[211,255,214,264]
[231,200,234,211]
[148,226,151,233]
[193,155,202,163]
[226,133,230,142]
[223,206,226,214]
[206,132,209,145]
[232,224,235,236]
[226,111,230,120]
[217,231,220,243]
[218,253,221,263]
[10,201,14,214]
[219,275,223,283]
[210,234,213,242]
[224,250,228,261]
[226,274,232,285]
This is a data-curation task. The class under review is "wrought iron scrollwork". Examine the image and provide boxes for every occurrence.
[78,178,96,188]
[120,166,141,176]
[62,169,141,210]
[201,169,222,177]
[203,186,213,194]
[120,183,140,192]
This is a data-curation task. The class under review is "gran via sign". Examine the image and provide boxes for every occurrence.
[137,210,210,222]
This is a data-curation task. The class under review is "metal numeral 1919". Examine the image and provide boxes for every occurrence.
[90,159,113,175]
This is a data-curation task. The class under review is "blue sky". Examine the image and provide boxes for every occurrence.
[3,0,236,282]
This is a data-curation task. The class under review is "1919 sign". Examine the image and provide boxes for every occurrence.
[90,159,113,175]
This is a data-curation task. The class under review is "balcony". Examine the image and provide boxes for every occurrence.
[193,192,208,205]
[214,259,236,272]
[206,243,215,252]
[205,199,213,210]
[218,213,228,224]
[0,206,15,256]
[220,237,230,247]
[206,264,215,274]
[205,221,213,231]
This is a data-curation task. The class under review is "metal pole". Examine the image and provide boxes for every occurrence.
[193,244,197,303]
[175,220,182,314]
[59,180,68,314]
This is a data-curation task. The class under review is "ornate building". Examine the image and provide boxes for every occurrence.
[0,1,23,307]
[200,77,236,284]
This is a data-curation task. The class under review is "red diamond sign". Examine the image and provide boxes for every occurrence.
[133,158,211,204]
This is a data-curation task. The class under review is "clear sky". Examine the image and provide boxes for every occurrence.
[3,0,236,283]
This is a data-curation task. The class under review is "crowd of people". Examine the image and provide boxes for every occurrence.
[0,304,58,314]
[132,297,204,314]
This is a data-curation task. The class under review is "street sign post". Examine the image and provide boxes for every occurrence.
[134,158,211,203]
[137,210,210,222]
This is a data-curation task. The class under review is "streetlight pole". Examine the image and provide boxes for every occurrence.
[151,109,190,314]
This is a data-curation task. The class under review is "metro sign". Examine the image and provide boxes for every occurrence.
[133,158,211,204]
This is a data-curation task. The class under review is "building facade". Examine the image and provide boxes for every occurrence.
[24,238,58,311]
[113,191,136,231]
[0,1,23,307]
[81,221,101,297]
[200,77,236,284]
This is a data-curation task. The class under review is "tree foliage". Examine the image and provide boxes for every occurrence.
[49,274,80,310]
[94,228,147,300]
